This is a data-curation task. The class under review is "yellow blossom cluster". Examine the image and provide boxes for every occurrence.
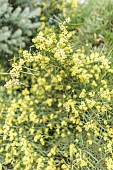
[1,18,113,170]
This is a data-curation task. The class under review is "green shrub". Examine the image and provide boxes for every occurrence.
[1,18,113,170]
[0,0,77,85]
[37,0,78,31]
[68,0,113,52]
[0,0,40,55]
[9,0,39,8]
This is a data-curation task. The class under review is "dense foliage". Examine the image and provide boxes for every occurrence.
[0,18,113,170]
[1,0,113,170]
[0,0,41,55]
[69,0,113,52]
[37,0,77,30]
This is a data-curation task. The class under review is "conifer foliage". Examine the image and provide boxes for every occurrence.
[0,0,40,54]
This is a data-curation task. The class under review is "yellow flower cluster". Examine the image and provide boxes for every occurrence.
[1,18,113,169]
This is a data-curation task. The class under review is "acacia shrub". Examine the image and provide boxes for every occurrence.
[1,19,113,170]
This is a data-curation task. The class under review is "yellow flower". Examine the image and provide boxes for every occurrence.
[40,138,45,145]
[105,158,113,170]
[79,160,87,167]
[70,143,76,161]
[87,140,92,145]
[79,89,86,98]
[85,98,96,108]
[0,163,2,170]
[61,164,70,170]
[45,98,52,106]
[61,120,67,126]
